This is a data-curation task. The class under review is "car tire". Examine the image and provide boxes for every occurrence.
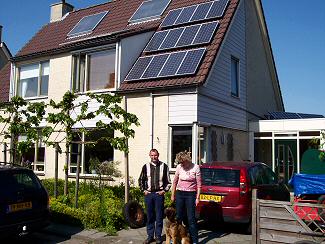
[317,195,325,219]
[123,200,146,228]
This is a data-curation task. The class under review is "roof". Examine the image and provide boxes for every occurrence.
[267,111,324,120]
[13,0,240,93]
[200,161,262,169]
[0,62,10,102]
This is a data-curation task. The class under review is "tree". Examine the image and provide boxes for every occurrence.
[46,91,139,206]
[0,96,49,165]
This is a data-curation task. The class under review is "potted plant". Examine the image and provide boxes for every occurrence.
[89,157,100,174]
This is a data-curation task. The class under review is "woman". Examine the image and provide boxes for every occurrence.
[171,151,201,244]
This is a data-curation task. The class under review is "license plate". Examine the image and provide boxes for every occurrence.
[200,194,224,203]
[8,202,32,213]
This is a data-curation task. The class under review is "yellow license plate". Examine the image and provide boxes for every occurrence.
[200,194,224,203]
[8,202,32,213]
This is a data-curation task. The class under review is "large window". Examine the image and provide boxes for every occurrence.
[20,137,45,173]
[170,126,192,168]
[17,61,49,98]
[231,56,239,97]
[70,129,114,174]
[72,49,116,92]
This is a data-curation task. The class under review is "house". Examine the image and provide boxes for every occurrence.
[0,25,12,102]
[0,0,283,182]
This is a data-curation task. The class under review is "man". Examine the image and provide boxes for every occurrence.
[139,149,171,244]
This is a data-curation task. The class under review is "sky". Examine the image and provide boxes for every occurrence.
[0,0,324,115]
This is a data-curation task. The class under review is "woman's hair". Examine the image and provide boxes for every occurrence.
[175,151,192,164]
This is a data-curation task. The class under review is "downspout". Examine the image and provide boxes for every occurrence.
[124,95,129,204]
[150,93,154,149]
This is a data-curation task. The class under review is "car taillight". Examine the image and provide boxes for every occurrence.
[240,169,248,195]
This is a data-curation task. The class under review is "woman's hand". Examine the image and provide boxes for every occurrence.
[195,198,200,206]
[171,194,175,202]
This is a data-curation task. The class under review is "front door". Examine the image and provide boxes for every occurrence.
[275,139,297,184]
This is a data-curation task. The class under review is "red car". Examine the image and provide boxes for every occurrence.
[196,161,290,229]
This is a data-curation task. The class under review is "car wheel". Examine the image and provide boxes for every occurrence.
[317,195,325,219]
[123,200,146,228]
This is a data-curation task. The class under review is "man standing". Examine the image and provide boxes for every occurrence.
[138,149,171,244]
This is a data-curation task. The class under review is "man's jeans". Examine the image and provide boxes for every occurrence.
[144,192,164,241]
[176,190,198,243]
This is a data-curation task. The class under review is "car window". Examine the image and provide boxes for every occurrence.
[13,171,42,190]
[262,165,277,184]
[249,166,267,185]
[201,168,240,187]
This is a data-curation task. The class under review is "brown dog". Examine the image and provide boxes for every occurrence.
[164,207,191,244]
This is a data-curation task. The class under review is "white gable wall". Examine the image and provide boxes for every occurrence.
[198,0,247,131]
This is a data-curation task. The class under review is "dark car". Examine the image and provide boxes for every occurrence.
[196,161,290,228]
[0,165,49,236]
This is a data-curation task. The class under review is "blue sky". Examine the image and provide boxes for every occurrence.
[1,1,324,115]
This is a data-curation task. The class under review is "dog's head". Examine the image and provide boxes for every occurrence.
[164,207,177,222]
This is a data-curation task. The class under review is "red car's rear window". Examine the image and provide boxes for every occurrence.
[201,168,240,187]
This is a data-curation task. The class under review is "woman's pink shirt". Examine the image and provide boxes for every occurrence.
[173,163,201,192]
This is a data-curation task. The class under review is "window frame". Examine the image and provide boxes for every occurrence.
[230,56,239,97]
[72,47,117,93]
[16,61,49,99]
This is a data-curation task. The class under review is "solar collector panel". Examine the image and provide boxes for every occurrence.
[159,51,187,77]
[206,0,229,19]
[174,5,197,25]
[190,2,213,22]
[177,48,205,75]
[125,56,152,81]
[160,8,182,28]
[193,21,219,44]
[142,54,169,78]
[145,31,168,52]
[159,28,184,50]
[176,24,200,47]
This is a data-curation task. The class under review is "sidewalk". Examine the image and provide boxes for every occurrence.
[44,222,252,244]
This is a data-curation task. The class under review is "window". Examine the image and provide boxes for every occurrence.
[20,137,46,173]
[68,11,108,38]
[72,49,116,92]
[17,61,49,98]
[170,126,192,168]
[198,126,208,164]
[129,0,171,24]
[70,129,114,174]
[231,56,239,97]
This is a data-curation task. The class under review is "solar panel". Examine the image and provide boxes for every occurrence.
[144,31,168,52]
[68,11,108,37]
[190,2,213,22]
[177,48,205,75]
[174,5,197,25]
[160,8,182,28]
[125,56,152,81]
[160,0,229,29]
[206,0,229,19]
[176,25,200,47]
[268,111,325,120]
[159,28,184,50]
[125,48,206,81]
[142,54,169,78]
[193,21,219,44]
[159,51,186,77]
[129,0,171,24]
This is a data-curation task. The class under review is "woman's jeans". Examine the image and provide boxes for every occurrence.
[176,190,198,243]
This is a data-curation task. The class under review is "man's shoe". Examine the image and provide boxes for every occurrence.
[155,238,163,244]
[143,238,155,244]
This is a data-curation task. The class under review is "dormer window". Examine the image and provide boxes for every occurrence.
[67,11,108,38]
[129,0,171,24]
[72,48,116,92]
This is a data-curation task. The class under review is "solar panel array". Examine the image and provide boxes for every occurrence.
[68,11,108,37]
[145,21,219,52]
[125,48,205,81]
[268,112,325,120]
[161,0,229,28]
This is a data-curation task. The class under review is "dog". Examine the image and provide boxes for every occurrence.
[164,207,191,244]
